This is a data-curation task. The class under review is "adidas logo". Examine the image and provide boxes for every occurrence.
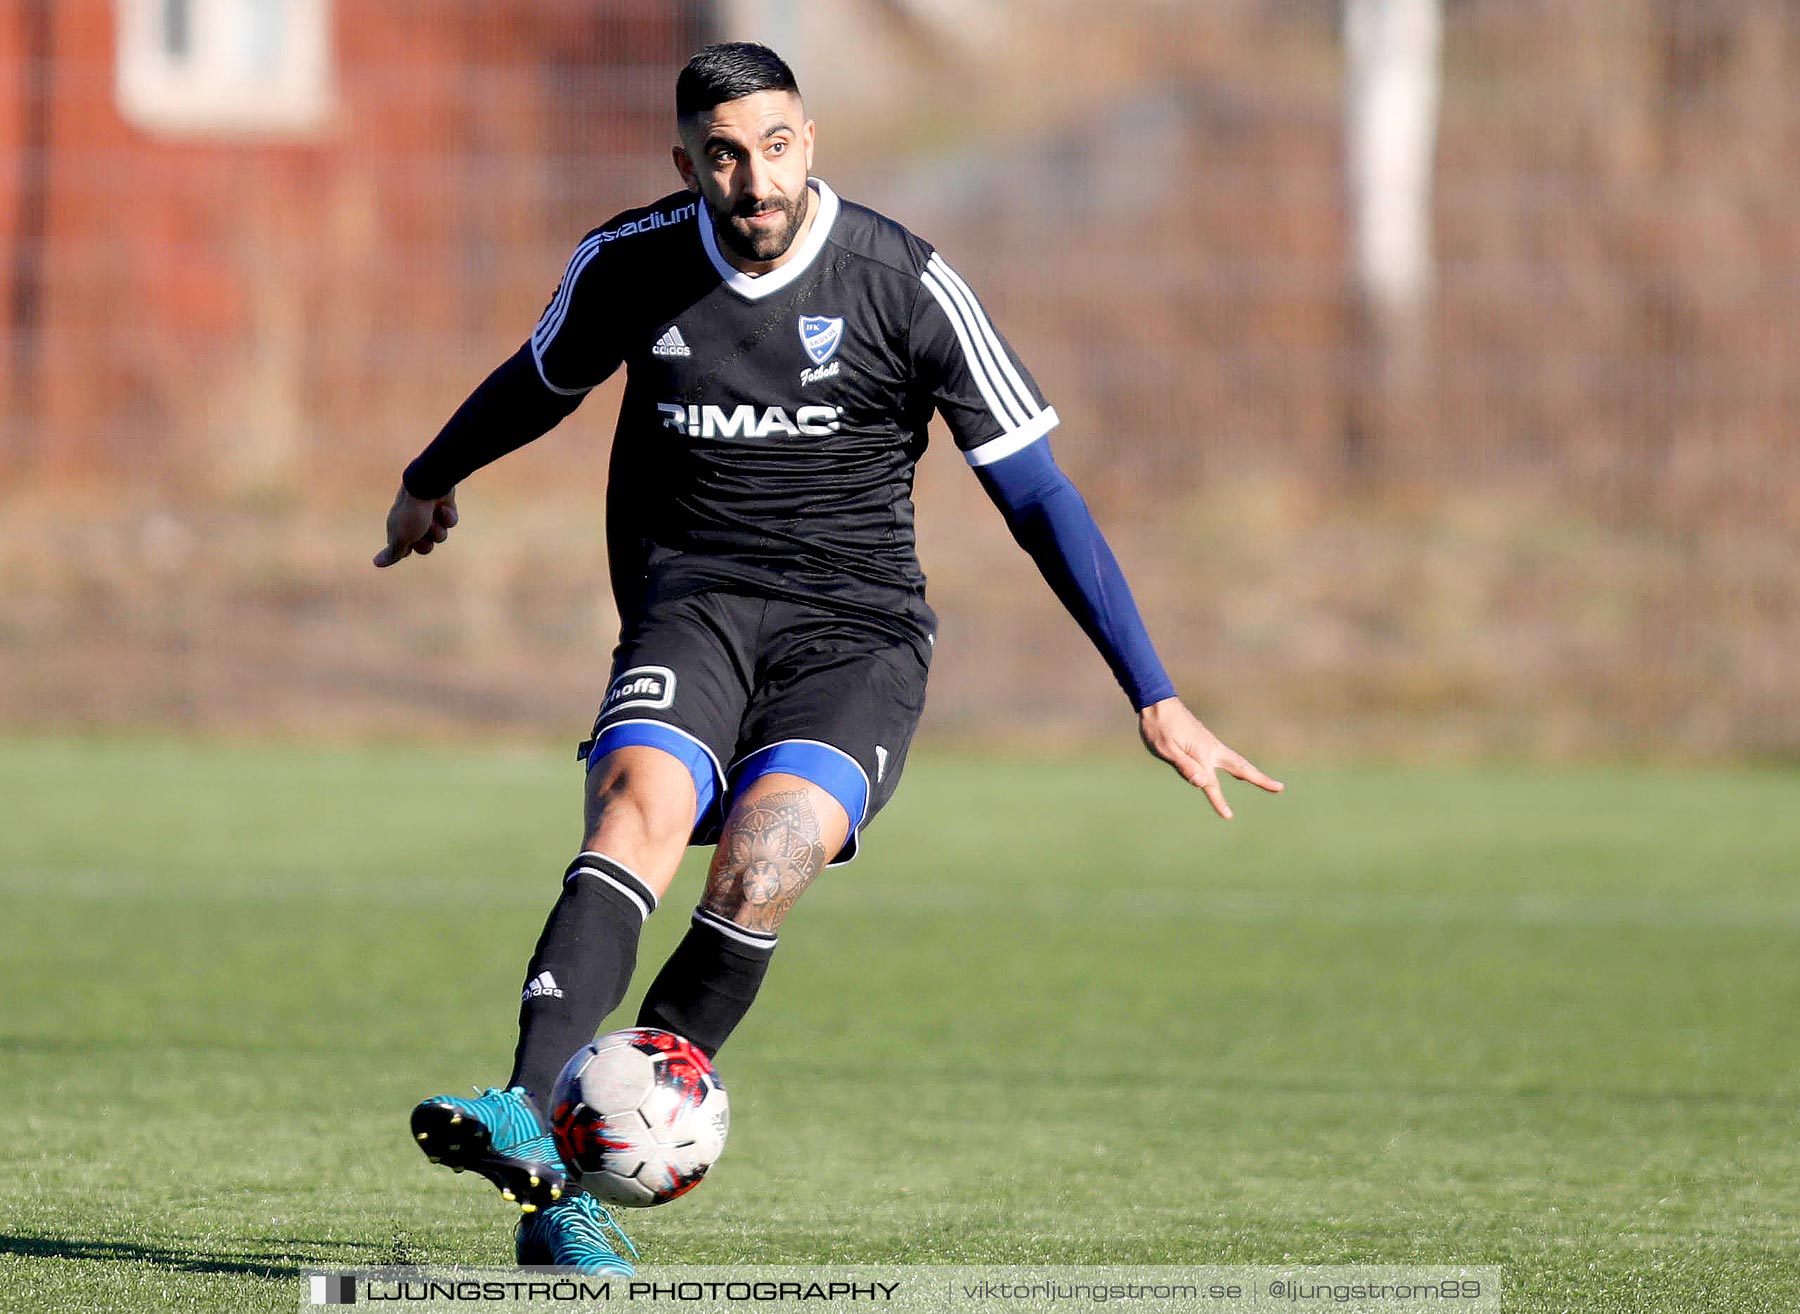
[652,325,691,358]
[522,971,564,1001]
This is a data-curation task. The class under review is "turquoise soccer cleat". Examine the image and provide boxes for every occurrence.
[410,1086,569,1213]
[515,1191,639,1275]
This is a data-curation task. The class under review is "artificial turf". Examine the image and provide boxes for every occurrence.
[2,740,1795,1311]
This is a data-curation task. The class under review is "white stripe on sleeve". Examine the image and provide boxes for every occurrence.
[927,255,1043,421]
[921,268,1029,430]
[922,261,1031,427]
[528,341,593,395]
[531,233,603,356]
[963,406,1061,467]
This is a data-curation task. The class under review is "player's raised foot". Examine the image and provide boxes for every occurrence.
[410,1085,569,1212]
[515,1191,639,1276]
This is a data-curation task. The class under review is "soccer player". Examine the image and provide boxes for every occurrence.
[377,42,1282,1274]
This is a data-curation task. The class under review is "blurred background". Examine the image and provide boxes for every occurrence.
[1,0,1795,760]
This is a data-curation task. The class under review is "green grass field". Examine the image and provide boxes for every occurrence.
[2,740,1797,1312]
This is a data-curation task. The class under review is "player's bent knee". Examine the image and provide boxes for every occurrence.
[724,771,852,859]
[729,741,867,865]
[702,772,851,932]
[587,724,721,825]
[583,745,706,883]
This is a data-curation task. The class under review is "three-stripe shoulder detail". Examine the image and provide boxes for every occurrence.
[530,199,699,392]
[531,232,604,366]
[918,253,1059,466]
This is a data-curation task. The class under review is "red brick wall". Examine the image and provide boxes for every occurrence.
[0,0,700,488]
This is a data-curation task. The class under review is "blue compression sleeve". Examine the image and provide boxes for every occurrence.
[974,441,1176,710]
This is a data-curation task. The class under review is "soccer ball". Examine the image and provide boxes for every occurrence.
[549,1027,729,1207]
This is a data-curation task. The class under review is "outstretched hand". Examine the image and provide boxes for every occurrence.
[374,486,458,568]
[1137,696,1284,820]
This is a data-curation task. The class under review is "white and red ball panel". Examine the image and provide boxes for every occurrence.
[549,1027,729,1208]
[573,1043,656,1114]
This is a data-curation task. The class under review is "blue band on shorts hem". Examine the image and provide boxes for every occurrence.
[728,739,870,866]
[587,720,722,834]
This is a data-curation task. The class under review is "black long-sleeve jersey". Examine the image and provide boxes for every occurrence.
[527,178,1060,638]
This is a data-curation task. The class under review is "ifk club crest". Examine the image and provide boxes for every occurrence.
[798,315,844,365]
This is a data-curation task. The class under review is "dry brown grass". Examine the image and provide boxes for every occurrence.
[5,458,1792,759]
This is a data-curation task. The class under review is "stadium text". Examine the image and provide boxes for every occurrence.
[597,203,697,243]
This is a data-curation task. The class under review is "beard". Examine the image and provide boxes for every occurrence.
[714,186,810,264]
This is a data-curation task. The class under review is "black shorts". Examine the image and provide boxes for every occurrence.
[578,590,932,866]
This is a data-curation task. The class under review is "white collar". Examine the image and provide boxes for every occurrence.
[697,178,839,301]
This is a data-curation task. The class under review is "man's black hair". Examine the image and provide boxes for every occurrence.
[676,42,800,119]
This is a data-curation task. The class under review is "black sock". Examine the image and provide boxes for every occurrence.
[636,907,777,1059]
[507,852,659,1104]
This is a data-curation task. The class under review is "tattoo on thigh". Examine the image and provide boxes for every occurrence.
[705,789,827,934]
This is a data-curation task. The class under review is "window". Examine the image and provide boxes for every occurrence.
[116,0,332,136]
